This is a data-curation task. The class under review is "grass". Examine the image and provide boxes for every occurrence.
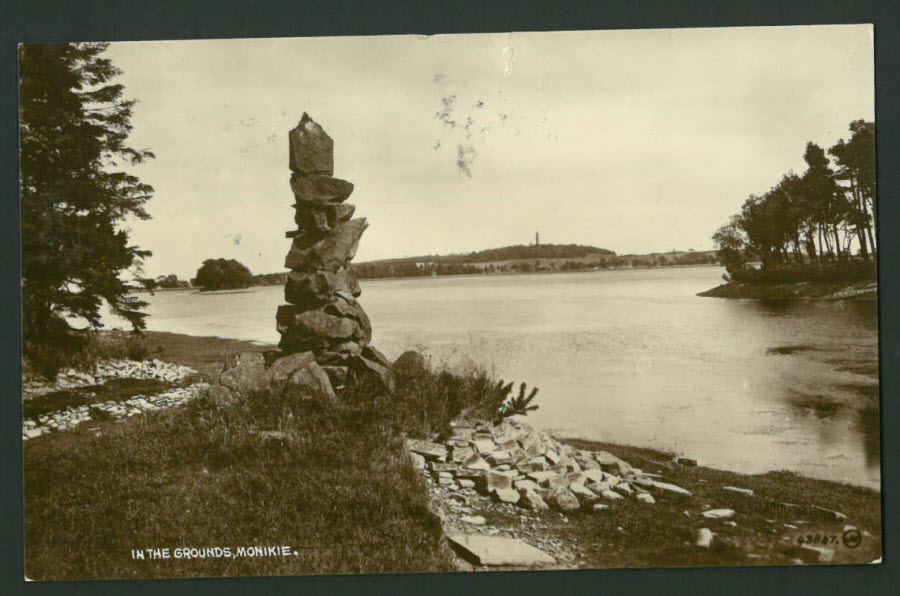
[555,440,881,568]
[24,383,455,580]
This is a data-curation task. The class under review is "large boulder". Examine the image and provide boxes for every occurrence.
[284,218,368,271]
[392,350,428,378]
[290,174,354,203]
[350,354,396,394]
[260,352,336,402]
[218,352,266,394]
[288,113,334,175]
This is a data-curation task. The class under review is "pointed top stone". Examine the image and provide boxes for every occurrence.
[289,113,334,175]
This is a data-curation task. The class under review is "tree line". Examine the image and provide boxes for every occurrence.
[713,120,876,280]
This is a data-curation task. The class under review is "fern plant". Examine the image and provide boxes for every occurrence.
[495,382,539,423]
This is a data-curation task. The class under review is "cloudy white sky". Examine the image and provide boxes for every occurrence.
[105,25,874,279]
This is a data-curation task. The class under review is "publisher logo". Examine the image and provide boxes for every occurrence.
[842,528,862,549]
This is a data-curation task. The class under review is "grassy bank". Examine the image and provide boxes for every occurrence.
[23,335,455,579]
[698,280,877,300]
[23,332,881,579]
[554,440,881,568]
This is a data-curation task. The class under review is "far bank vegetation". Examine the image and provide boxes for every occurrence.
[713,120,876,285]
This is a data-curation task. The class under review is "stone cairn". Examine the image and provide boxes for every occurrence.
[206,114,393,405]
[276,113,393,393]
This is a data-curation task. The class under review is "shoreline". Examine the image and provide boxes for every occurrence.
[23,330,881,576]
[145,331,876,490]
[698,280,877,300]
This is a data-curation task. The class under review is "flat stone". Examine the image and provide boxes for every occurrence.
[408,439,448,462]
[513,479,541,492]
[696,528,714,548]
[592,503,610,512]
[492,488,520,504]
[722,486,755,497]
[474,438,497,454]
[291,173,354,202]
[447,534,555,567]
[702,508,735,519]
[289,113,334,175]
[570,483,599,502]
[600,490,625,501]
[649,480,692,496]
[460,515,486,526]
[458,479,476,489]
[636,492,656,504]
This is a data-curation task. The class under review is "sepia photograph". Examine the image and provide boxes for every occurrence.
[19,25,880,580]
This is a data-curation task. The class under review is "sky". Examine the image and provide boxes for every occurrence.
[104,25,874,280]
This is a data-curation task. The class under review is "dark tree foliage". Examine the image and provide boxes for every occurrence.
[194,259,254,291]
[713,120,876,279]
[20,43,154,363]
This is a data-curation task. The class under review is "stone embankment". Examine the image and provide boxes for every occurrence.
[22,384,209,440]
[22,358,202,440]
[23,359,197,397]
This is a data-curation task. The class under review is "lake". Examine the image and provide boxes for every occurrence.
[112,266,881,489]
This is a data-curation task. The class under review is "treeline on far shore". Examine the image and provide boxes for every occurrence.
[713,119,876,285]
[350,250,717,280]
[140,246,719,290]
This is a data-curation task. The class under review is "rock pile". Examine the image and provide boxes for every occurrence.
[275,113,393,392]
[22,383,209,440]
[22,359,197,397]
[408,418,691,513]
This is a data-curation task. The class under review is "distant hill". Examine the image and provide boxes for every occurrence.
[251,244,717,285]
[362,243,615,267]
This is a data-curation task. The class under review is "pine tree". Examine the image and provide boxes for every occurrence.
[19,43,154,367]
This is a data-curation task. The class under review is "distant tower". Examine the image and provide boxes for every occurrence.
[535,231,540,246]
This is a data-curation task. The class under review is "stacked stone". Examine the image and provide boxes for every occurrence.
[276,113,393,390]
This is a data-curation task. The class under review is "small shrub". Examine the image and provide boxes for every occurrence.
[344,356,540,439]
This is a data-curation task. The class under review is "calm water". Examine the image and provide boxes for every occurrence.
[110,267,880,488]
